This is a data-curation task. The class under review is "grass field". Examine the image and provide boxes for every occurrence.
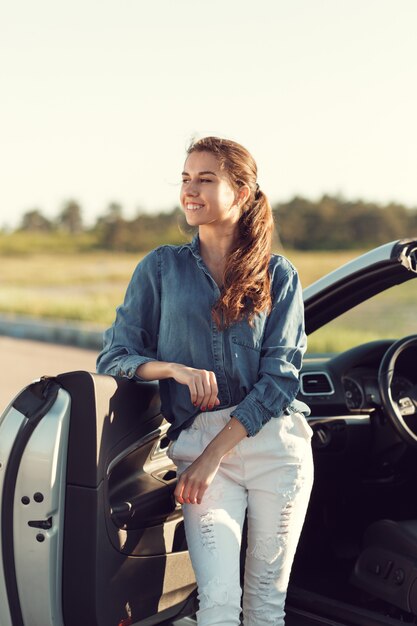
[0,247,415,353]
[0,248,356,324]
[0,252,139,325]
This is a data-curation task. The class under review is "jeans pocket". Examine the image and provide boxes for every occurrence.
[167,426,202,463]
[290,411,314,439]
[277,412,313,460]
[166,440,176,461]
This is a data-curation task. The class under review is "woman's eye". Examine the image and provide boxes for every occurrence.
[181,178,212,184]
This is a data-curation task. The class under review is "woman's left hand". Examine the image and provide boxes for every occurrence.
[174,417,247,504]
[174,450,221,505]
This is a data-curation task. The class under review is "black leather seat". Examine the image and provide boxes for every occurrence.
[351,519,417,615]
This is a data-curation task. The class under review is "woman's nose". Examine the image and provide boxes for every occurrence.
[186,184,199,197]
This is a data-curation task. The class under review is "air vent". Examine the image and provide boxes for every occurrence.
[301,372,334,396]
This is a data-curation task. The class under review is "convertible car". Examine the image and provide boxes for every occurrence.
[1,238,417,626]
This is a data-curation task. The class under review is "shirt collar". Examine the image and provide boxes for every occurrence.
[178,233,201,260]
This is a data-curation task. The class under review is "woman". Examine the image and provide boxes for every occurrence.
[96,136,314,626]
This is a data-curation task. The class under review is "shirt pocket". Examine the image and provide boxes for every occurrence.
[231,336,262,352]
[230,315,266,352]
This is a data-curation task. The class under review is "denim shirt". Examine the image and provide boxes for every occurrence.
[96,235,310,439]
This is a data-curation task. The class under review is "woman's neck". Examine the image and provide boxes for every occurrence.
[198,225,238,287]
[198,225,238,263]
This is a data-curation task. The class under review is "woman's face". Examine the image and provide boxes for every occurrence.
[181,151,241,229]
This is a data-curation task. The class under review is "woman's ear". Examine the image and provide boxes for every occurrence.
[236,184,251,208]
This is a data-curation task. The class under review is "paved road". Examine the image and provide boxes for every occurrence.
[0,336,98,413]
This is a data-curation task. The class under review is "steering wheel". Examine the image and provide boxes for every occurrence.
[378,335,417,447]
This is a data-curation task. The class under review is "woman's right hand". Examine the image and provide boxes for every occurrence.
[170,363,220,410]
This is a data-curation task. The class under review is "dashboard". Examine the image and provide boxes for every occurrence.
[299,339,417,416]
[296,338,417,482]
[342,371,414,410]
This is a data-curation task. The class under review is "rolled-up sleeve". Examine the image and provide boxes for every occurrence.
[96,249,161,379]
[231,266,307,436]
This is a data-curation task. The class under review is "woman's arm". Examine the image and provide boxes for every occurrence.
[174,416,248,504]
[137,361,220,409]
[231,263,307,436]
[139,360,233,504]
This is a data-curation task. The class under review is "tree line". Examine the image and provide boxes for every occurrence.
[3,195,417,251]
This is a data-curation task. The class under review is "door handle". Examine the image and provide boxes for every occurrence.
[152,468,177,483]
[152,435,171,459]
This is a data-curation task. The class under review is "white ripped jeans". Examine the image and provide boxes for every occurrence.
[168,406,314,626]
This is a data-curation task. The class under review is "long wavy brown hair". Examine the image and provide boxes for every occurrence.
[186,136,274,328]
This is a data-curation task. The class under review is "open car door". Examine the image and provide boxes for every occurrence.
[0,371,196,626]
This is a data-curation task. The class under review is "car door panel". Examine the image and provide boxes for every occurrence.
[1,378,69,626]
[107,425,187,557]
[57,371,196,626]
[0,371,196,626]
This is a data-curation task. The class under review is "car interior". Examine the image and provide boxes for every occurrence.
[287,244,417,626]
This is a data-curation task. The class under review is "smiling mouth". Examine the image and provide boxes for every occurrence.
[185,203,204,211]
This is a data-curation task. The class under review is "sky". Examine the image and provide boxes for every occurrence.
[1,0,416,230]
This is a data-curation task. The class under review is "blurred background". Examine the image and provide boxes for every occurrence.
[1,0,416,408]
